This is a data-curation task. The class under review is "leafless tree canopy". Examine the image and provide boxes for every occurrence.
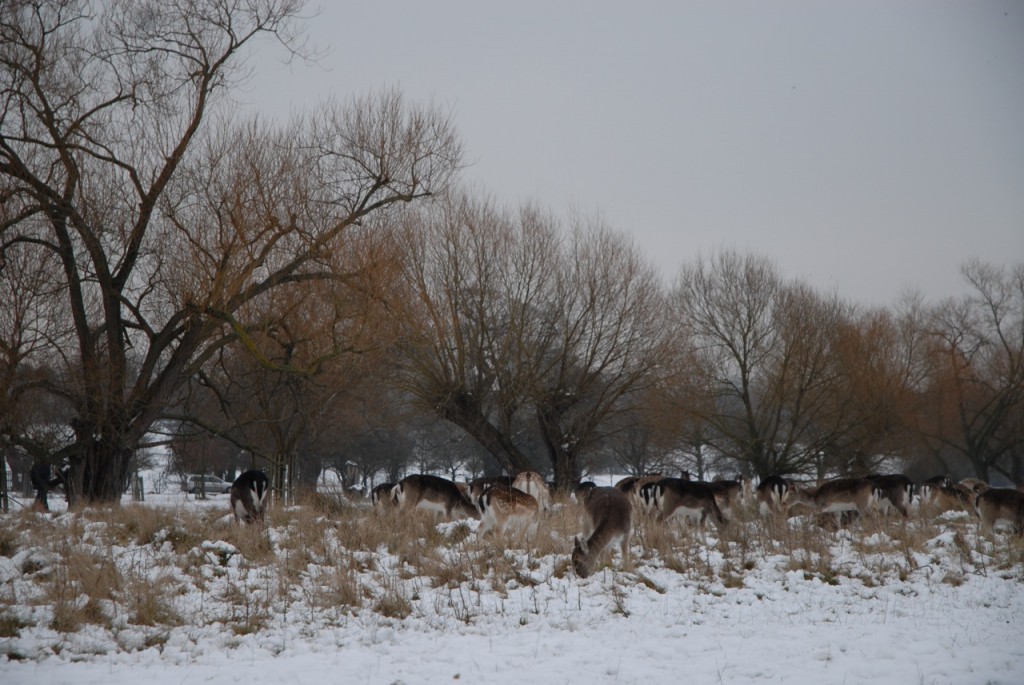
[393,196,669,489]
[1,3,1021,507]
[0,0,462,502]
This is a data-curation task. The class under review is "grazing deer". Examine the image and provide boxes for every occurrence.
[371,482,397,511]
[756,475,791,516]
[787,477,878,528]
[467,476,516,507]
[230,470,269,524]
[476,485,539,539]
[512,470,552,512]
[572,480,597,502]
[571,487,633,578]
[393,474,479,520]
[866,474,915,517]
[654,478,728,528]
[974,488,1024,536]
[920,482,973,515]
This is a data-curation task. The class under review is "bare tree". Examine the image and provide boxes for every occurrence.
[394,193,557,475]
[915,261,1024,481]
[0,1,462,503]
[531,218,670,490]
[671,251,856,477]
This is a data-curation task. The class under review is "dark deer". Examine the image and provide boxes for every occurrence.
[230,470,269,524]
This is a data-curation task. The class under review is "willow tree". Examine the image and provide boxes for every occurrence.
[394,194,556,476]
[671,251,852,477]
[0,0,462,503]
[395,197,668,489]
[917,261,1024,482]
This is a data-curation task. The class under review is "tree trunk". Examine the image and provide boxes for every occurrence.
[439,398,534,474]
[59,439,134,505]
[536,407,580,492]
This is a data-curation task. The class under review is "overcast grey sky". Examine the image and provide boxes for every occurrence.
[240,1,1023,307]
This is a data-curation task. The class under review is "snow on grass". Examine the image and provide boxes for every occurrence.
[1,490,1022,685]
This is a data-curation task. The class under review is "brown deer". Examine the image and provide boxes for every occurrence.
[654,478,728,528]
[512,471,552,512]
[866,474,915,517]
[467,476,516,507]
[393,474,478,520]
[974,488,1024,536]
[787,477,878,528]
[571,487,633,578]
[476,485,539,540]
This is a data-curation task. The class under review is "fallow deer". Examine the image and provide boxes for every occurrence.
[476,485,539,540]
[572,481,597,502]
[866,473,915,517]
[371,482,397,511]
[393,474,479,520]
[512,470,552,512]
[230,469,269,525]
[787,477,878,528]
[571,487,633,578]
[919,481,973,515]
[959,478,989,496]
[706,478,745,516]
[626,475,667,517]
[653,478,728,528]
[756,475,791,516]
[467,476,516,507]
[974,488,1024,536]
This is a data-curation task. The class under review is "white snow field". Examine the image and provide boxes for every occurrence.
[1,485,1022,685]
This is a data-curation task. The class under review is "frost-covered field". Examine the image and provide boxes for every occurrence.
[1,485,1022,685]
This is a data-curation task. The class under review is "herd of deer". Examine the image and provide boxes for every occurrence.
[354,470,1024,579]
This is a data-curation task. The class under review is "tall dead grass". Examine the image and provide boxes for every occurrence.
[1,494,1021,644]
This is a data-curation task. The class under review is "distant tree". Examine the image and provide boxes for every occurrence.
[671,251,856,478]
[531,219,670,489]
[915,261,1024,482]
[0,0,462,503]
[395,198,667,490]
[394,194,555,475]
[820,306,922,476]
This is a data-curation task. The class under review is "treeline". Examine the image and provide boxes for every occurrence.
[1,1,1021,505]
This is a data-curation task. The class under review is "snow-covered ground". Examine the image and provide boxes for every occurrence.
[2,483,1022,685]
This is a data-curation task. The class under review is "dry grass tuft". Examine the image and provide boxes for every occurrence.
[2,492,1022,645]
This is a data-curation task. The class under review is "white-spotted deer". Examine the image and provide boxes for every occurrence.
[393,474,478,520]
[571,487,633,578]
[467,476,515,507]
[512,471,552,512]
[476,484,539,540]
[230,470,269,525]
